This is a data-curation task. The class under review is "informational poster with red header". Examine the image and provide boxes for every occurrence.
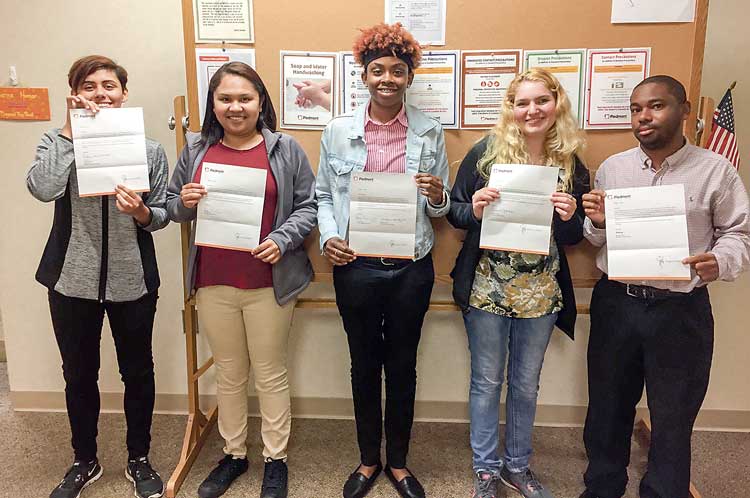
[460,50,521,129]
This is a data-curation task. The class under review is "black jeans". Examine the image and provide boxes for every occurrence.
[48,290,158,461]
[583,278,713,498]
[333,255,434,468]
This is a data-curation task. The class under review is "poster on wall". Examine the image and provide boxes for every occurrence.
[338,52,369,115]
[385,0,446,46]
[524,49,586,126]
[280,51,337,130]
[406,50,460,129]
[584,48,651,130]
[611,0,695,23]
[193,0,254,43]
[459,50,521,129]
[0,87,51,121]
[195,48,256,125]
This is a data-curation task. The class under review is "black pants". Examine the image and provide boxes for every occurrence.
[333,255,434,468]
[583,278,713,498]
[48,290,158,461]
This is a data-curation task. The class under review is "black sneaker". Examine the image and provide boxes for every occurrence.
[261,459,288,498]
[198,455,249,498]
[126,456,164,498]
[49,459,103,498]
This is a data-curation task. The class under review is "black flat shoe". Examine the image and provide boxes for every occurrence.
[384,465,426,498]
[342,462,382,498]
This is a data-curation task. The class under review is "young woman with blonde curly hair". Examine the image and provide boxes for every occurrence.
[316,23,450,498]
[447,68,590,498]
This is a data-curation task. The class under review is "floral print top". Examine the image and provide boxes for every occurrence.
[469,236,562,318]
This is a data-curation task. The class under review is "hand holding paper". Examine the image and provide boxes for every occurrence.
[180,182,207,208]
[583,189,607,228]
[115,184,151,225]
[252,239,282,264]
[682,253,719,282]
[415,173,444,205]
[550,191,577,221]
[324,237,357,266]
[472,187,501,220]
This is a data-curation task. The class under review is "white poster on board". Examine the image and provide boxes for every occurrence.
[193,0,254,43]
[338,52,369,115]
[195,48,256,125]
[406,50,460,129]
[611,0,695,23]
[524,49,586,126]
[460,50,521,129]
[584,48,650,130]
[280,51,336,130]
[385,0,446,46]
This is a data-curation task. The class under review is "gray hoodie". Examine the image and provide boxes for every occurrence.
[166,128,317,305]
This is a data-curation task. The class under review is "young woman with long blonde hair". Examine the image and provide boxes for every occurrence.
[448,68,590,498]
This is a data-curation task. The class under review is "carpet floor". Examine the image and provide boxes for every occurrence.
[0,364,746,498]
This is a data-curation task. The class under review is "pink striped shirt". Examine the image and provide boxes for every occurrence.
[364,104,408,173]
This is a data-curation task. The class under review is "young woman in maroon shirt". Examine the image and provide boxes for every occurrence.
[167,62,317,498]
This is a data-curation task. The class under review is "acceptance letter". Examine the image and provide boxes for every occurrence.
[70,107,150,197]
[605,184,691,280]
[349,172,417,259]
[195,163,267,252]
[479,164,559,255]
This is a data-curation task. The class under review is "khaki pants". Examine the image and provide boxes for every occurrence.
[196,285,295,459]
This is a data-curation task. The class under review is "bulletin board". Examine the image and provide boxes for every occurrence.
[178,0,710,287]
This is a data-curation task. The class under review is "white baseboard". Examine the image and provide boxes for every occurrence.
[9,391,750,432]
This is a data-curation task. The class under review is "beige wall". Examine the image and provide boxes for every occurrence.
[698,0,750,413]
[0,0,748,425]
[0,0,192,395]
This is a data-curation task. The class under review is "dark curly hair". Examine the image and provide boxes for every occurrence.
[352,23,422,71]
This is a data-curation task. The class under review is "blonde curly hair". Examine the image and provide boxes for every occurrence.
[352,23,422,70]
[477,68,585,192]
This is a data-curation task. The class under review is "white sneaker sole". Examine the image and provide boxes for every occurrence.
[124,468,164,498]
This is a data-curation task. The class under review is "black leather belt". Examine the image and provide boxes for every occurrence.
[357,256,414,268]
[607,278,697,300]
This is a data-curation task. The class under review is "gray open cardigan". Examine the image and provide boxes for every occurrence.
[166,128,317,305]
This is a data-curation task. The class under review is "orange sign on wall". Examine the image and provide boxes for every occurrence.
[0,87,51,121]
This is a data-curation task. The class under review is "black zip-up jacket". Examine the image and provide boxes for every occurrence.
[446,137,591,339]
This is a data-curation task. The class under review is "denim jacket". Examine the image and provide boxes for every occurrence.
[315,101,450,260]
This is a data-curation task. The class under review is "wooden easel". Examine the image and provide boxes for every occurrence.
[165,95,218,498]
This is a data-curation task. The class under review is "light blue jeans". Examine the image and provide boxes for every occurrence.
[463,306,557,474]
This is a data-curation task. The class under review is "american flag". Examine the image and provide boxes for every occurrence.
[706,88,740,169]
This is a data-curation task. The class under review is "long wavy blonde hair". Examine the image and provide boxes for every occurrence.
[477,68,585,192]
